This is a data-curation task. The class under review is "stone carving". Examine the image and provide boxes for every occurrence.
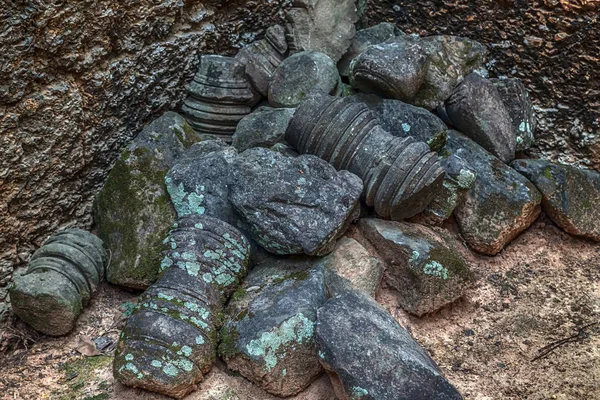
[285,91,445,220]
[10,229,107,336]
[113,214,251,399]
[182,55,260,141]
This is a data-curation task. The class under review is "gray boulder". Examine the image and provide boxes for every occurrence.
[219,257,327,397]
[229,148,362,256]
[360,219,473,315]
[445,73,516,163]
[232,107,296,152]
[512,159,600,241]
[268,51,341,108]
[316,291,463,399]
[490,78,536,152]
[94,112,202,289]
[447,131,542,255]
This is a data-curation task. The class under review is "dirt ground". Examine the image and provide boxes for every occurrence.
[1,214,599,400]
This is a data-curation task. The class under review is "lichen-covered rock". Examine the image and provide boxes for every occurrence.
[165,142,239,226]
[268,51,341,108]
[220,257,327,397]
[322,237,383,297]
[316,291,463,399]
[114,215,251,399]
[95,112,201,289]
[232,107,296,152]
[10,229,106,336]
[285,0,359,62]
[512,159,600,241]
[338,22,403,77]
[360,218,473,316]
[356,93,448,151]
[446,73,516,163]
[229,148,362,256]
[447,131,542,255]
[490,78,536,152]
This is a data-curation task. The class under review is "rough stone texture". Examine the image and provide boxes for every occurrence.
[268,51,341,108]
[232,107,296,152]
[360,218,473,316]
[356,93,448,151]
[10,229,106,336]
[0,0,289,319]
[367,0,600,170]
[229,148,363,256]
[95,112,201,289]
[447,131,542,255]
[512,159,600,241]
[316,291,463,400]
[446,73,516,164]
[220,257,327,397]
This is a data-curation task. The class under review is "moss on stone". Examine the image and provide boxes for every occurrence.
[272,270,310,285]
[218,324,240,359]
[57,356,112,400]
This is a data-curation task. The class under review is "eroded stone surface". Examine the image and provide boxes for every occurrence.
[232,107,296,152]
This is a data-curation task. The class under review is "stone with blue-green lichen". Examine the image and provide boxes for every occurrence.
[94,111,202,289]
[511,159,600,241]
[359,218,473,316]
[219,257,328,397]
[229,148,362,256]
[316,291,463,399]
[113,214,251,399]
[447,130,542,255]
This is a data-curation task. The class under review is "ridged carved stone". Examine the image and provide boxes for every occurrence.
[182,55,260,141]
[113,214,251,399]
[10,229,107,336]
[285,91,445,220]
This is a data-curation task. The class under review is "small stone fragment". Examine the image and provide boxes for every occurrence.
[316,291,463,399]
[95,112,201,289]
[512,159,600,241]
[268,51,341,108]
[220,257,327,396]
[229,148,362,256]
[10,229,107,336]
[232,107,296,152]
[446,73,516,163]
[448,131,542,255]
[360,218,473,316]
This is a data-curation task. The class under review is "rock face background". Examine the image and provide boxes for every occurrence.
[0,0,289,317]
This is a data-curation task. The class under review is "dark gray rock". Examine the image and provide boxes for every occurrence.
[229,148,362,256]
[232,107,296,152]
[10,229,107,336]
[219,257,327,396]
[285,0,359,62]
[512,159,600,241]
[490,78,536,152]
[447,131,542,255]
[114,215,251,399]
[360,219,473,316]
[356,93,448,151]
[349,41,429,102]
[338,22,403,77]
[270,142,300,157]
[95,112,202,289]
[316,291,463,400]
[445,73,516,163]
[268,51,341,108]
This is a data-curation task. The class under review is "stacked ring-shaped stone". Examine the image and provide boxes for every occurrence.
[285,91,445,220]
[10,229,107,336]
[182,55,260,141]
[113,214,251,399]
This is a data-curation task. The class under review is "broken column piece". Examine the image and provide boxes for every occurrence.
[10,229,107,336]
[285,91,445,220]
[181,55,260,141]
[113,214,251,399]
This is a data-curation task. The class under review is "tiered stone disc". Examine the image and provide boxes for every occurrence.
[182,55,259,141]
[285,91,445,220]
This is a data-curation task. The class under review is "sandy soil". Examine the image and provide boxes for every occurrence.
[1,214,599,400]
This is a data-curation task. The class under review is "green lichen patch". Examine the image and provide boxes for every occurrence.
[219,324,241,359]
